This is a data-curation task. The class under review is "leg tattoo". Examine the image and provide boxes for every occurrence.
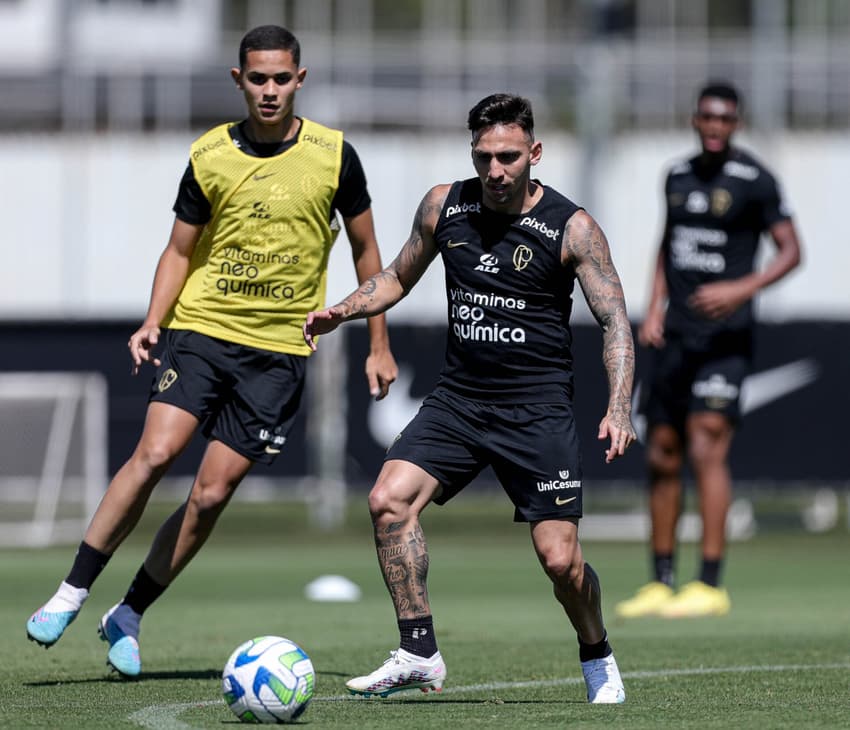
[376,521,430,618]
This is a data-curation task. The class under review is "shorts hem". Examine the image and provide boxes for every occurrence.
[515,512,582,524]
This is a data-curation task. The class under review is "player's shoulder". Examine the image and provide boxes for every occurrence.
[666,154,696,179]
[298,117,344,155]
[535,183,585,224]
[189,122,233,147]
[722,147,776,184]
[300,116,343,136]
[539,182,577,206]
[441,178,479,205]
[425,180,458,212]
[187,123,237,166]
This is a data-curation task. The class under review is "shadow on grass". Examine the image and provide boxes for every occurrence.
[353,698,583,705]
[24,667,221,685]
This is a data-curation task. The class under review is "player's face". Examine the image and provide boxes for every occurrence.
[232,49,306,131]
[692,96,739,155]
[471,123,542,212]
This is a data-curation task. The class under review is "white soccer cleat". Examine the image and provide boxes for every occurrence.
[346,648,446,698]
[581,652,626,704]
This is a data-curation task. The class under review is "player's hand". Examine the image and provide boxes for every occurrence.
[128,324,161,375]
[303,308,345,352]
[598,410,637,463]
[638,309,666,348]
[688,279,753,320]
[365,348,398,401]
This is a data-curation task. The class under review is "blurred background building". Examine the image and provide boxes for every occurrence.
[0,0,847,539]
[1,0,847,319]
[2,0,849,133]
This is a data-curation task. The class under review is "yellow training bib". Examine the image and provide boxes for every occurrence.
[162,118,344,355]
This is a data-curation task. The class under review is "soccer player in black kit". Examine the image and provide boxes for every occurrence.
[304,93,636,703]
[616,83,802,620]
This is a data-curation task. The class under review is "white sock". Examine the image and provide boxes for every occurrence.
[42,581,89,613]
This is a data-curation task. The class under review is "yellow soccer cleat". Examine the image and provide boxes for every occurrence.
[658,581,731,618]
[614,582,675,618]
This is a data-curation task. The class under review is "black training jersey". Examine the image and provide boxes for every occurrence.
[433,178,583,403]
[663,147,791,348]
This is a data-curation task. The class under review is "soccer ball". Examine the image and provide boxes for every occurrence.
[222,636,315,723]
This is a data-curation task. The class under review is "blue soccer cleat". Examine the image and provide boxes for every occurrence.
[27,607,80,648]
[98,603,142,678]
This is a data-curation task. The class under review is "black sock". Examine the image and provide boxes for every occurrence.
[65,541,111,590]
[123,566,168,615]
[699,558,722,587]
[653,552,674,587]
[578,632,612,662]
[398,616,438,657]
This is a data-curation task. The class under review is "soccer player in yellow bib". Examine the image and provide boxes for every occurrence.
[26,25,397,677]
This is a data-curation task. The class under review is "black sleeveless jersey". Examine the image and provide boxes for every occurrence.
[663,147,791,349]
[432,178,583,403]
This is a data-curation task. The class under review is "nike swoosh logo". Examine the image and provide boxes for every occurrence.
[447,240,470,248]
[555,496,577,506]
[632,357,820,444]
[253,173,275,181]
[740,358,819,415]
[264,445,281,454]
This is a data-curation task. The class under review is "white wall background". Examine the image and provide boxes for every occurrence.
[1,130,846,324]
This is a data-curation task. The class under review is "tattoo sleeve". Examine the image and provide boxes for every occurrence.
[375,520,431,618]
[333,191,442,321]
[565,213,635,419]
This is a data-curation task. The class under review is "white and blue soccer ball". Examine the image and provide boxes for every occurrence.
[222,635,315,724]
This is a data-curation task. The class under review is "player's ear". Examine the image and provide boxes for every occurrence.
[530,140,542,166]
[231,67,243,90]
[296,67,307,89]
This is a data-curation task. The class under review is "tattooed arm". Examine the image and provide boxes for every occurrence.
[563,210,637,463]
[303,185,447,351]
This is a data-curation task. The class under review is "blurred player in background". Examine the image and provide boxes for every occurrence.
[616,82,802,619]
[26,25,397,676]
[304,93,635,704]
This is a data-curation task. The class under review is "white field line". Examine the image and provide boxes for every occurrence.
[128,662,850,729]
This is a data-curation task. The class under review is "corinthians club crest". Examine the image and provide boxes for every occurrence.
[512,244,533,271]
[158,368,178,392]
[711,188,733,217]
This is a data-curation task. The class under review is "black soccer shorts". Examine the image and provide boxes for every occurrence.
[149,329,306,464]
[642,334,752,433]
[386,386,584,522]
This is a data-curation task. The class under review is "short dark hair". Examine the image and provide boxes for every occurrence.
[697,82,740,108]
[238,25,301,68]
[467,94,535,140]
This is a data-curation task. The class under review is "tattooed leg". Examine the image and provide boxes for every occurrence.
[367,459,440,620]
[375,521,431,619]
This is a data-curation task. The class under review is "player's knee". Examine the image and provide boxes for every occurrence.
[687,420,731,467]
[190,478,236,520]
[646,425,683,474]
[367,479,410,525]
[539,545,582,583]
[687,441,722,470]
[647,439,682,477]
[133,440,180,476]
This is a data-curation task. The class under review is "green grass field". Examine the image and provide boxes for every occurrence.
[2,495,848,729]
